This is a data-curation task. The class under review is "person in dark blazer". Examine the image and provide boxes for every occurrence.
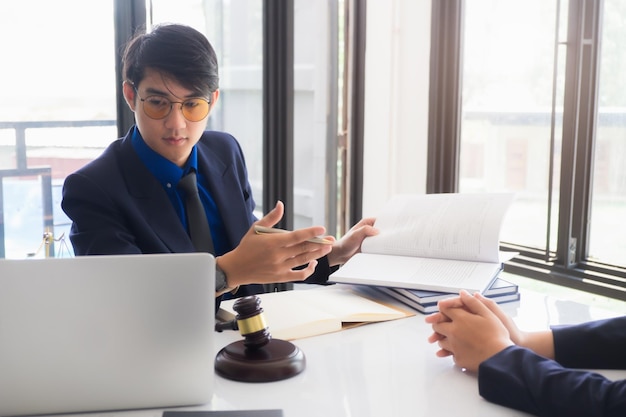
[61,23,376,301]
[425,290,626,416]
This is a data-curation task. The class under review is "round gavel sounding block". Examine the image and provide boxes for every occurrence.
[214,295,306,382]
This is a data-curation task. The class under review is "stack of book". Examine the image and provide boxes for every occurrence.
[328,193,522,314]
[373,276,520,314]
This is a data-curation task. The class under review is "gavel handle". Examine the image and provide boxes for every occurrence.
[215,319,239,332]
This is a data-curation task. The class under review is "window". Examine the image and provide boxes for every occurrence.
[459,0,565,252]
[293,0,341,231]
[432,0,626,299]
[0,0,116,258]
[588,0,626,266]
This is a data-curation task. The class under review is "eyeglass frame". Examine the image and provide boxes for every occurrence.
[129,83,212,122]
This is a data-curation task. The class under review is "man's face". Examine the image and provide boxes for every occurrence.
[124,68,217,167]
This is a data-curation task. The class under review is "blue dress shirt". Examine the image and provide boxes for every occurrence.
[130,127,228,255]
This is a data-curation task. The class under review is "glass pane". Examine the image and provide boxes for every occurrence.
[0,0,116,258]
[151,0,264,217]
[588,0,626,266]
[459,0,565,252]
[293,0,338,230]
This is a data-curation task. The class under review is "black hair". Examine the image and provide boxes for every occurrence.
[122,23,219,97]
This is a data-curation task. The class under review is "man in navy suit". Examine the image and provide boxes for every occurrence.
[61,23,376,300]
[425,290,626,416]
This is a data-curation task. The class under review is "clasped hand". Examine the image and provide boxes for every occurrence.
[425,290,518,372]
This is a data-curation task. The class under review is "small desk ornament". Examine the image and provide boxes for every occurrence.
[214,295,305,382]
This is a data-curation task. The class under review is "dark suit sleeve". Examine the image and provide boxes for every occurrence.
[478,327,626,416]
[61,133,195,256]
[62,172,143,255]
[302,256,335,285]
[552,316,626,369]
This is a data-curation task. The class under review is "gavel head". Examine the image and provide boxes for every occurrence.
[215,294,305,382]
[233,295,271,349]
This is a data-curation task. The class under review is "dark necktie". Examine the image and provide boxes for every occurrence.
[177,171,215,254]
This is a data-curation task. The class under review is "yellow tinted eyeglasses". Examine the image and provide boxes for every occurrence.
[136,93,211,122]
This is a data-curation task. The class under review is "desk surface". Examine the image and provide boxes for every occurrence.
[56,283,626,417]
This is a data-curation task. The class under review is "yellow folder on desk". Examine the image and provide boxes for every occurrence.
[217,285,414,341]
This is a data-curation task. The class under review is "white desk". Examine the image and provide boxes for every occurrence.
[56,285,626,417]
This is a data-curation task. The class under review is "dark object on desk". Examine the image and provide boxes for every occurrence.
[394,277,518,304]
[373,277,521,314]
[215,318,239,332]
[163,410,283,416]
[215,295,306,382]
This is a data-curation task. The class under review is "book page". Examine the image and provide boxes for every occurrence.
[218,293,341,341]
[297,285,413,322]
[361,193,514,263]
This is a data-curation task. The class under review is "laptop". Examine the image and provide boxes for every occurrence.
[0,253,215,416]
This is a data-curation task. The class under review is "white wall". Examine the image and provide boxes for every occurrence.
[362,0,431,217]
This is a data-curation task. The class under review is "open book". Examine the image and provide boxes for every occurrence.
[216,285,414,341]
[329,193,515,293]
